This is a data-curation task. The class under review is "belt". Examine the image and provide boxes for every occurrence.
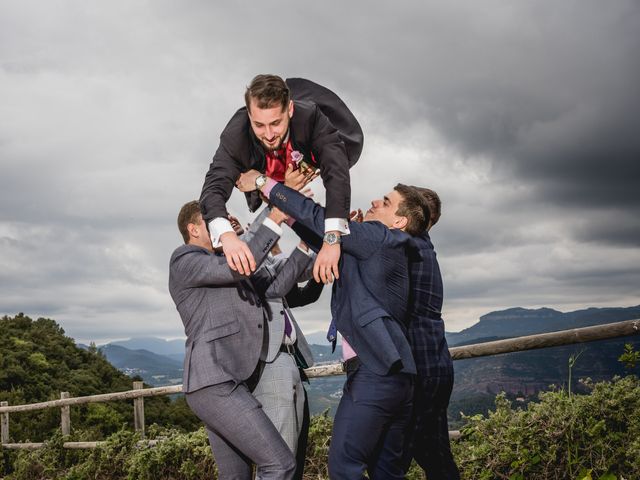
[279,343,296,355]
[343,356,361,373]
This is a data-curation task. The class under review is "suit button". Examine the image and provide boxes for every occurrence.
[258,324,262,329]
[280,310,284,315]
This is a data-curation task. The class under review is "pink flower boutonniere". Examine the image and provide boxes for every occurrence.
[291,150,318,175]
[291,150,304,165]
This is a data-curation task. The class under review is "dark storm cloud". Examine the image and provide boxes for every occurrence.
[1,0,638,338]
[212,1,640,220]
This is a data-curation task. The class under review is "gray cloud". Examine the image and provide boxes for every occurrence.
[1,1,638,342]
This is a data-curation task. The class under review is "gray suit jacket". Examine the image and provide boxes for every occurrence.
[244,207,315,367]
[261,254,314,367]
[170,222,302,393]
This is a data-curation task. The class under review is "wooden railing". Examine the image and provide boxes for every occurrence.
[1,319,638,450]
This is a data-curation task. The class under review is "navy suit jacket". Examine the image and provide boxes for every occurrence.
[268,183,417,376]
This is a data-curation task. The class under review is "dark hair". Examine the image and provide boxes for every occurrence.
[177,200,202,244]
[393,184,430,236]
[244,74,290,112]
[410,186,442,229]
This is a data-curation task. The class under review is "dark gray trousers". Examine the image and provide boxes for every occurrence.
[186,381,296,480]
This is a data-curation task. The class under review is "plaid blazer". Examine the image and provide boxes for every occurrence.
[407,232,454,377]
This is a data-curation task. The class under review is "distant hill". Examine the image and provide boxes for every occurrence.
[99,344,184,386]
[0,314,200,442]
[445,305,640,346]
[444,305,640,427]
[102,334,343,366]
[85,306,639,421]
[107,336,185,356]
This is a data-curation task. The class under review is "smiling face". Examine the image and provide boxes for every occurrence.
[247,98,294,152]
[364,189,408,230]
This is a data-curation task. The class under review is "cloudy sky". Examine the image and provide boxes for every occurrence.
[1,0,639,344]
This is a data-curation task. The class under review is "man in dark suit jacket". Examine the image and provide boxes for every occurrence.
[401,187,460,479]
[168,201,311,480]
[200,74,363,285]
[237,170,430,479]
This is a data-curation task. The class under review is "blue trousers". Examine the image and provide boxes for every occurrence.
[328,361,413,480]
[401,374,460,479]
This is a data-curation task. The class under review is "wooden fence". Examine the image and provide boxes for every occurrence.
[1,319,638,450]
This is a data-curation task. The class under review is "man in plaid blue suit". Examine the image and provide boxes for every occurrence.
[401,187,460,479]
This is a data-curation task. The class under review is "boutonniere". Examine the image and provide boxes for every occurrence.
[291,150,304,165]
[291,150,317,175]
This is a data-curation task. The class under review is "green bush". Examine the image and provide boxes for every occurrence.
[453,375,640,479]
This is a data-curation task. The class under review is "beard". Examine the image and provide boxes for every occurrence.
[261,137,284,152]
[260,128,290,152]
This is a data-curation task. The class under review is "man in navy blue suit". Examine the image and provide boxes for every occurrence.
[236,168,430,479]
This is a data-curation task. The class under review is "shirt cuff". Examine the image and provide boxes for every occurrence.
[285,217,296,228]
[209,218,234,248]
[342,338,357,361]
[262,216,283,236]
[260,177,279,198]
[296,245,313,257]
[325,218,350,235]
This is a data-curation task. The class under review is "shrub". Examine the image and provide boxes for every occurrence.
[453,375,640,479]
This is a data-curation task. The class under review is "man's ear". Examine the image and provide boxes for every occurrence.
[394,216,408,231]
[187,222,198,239]
[288,100,294,118]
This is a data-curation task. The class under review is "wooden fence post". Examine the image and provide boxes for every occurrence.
[60,392,70,436]
[1,401,8,444]
[133,382,145,438]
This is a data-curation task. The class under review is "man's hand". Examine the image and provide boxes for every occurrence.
[284,163,319,191]
[236,169,262,192]
[267,206,288,225]
[228,215,245,236]
[349,208,364,223]
[313,241,341,284]
[220,231,256,275]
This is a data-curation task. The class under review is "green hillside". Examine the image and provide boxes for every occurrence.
[0,313,199,443]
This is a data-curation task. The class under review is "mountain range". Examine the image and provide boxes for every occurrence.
[445,306,640,347]
[93,305,640,419]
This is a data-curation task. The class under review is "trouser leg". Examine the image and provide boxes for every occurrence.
[293,386,310,480]
[404,374,460,480]
[328,364,413,480]
[186,382,296,480]
[252,352,305,453]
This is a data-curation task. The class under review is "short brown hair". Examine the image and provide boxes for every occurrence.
[177,201,202,244]
[394,184,430,236]
[410,186,442,228]
[244,74,290,112]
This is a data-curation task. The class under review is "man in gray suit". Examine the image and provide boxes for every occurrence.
[239,207,315,476]
[169,200,312,480]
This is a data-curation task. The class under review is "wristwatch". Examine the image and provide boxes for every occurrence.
[323,232,341,245]
[255,174,268,190]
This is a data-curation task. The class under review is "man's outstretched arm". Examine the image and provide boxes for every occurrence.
[200,119,257,275]
[170,218,282,289]
[238,171,388,262]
